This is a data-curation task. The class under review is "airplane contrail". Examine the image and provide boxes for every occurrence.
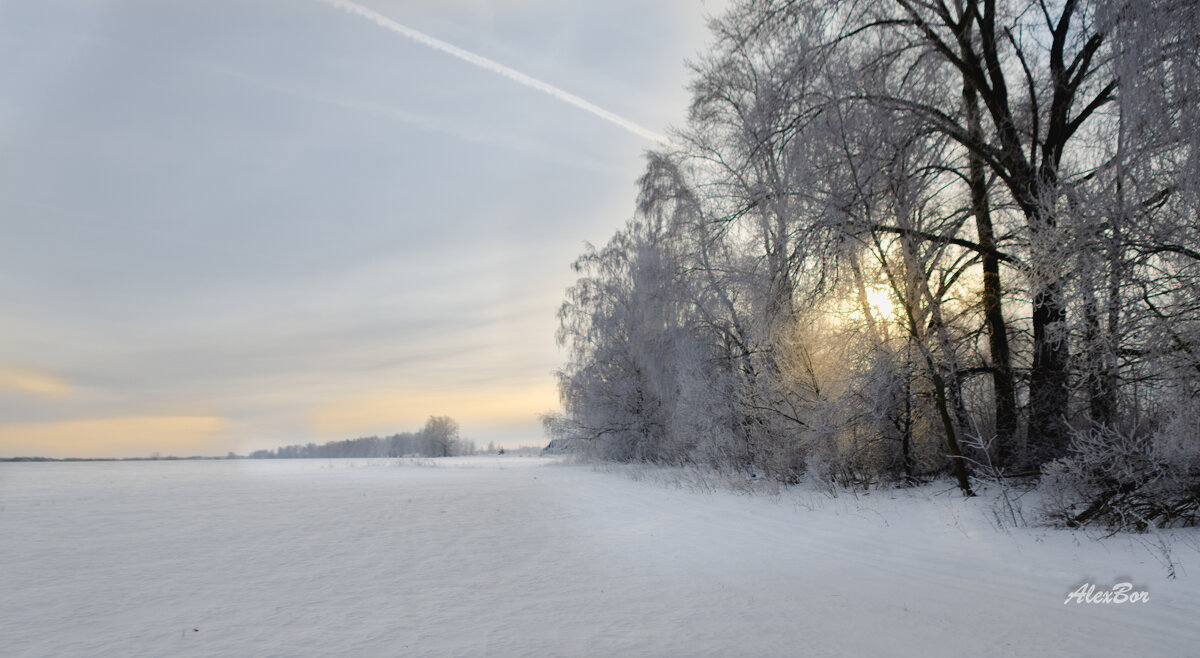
[316,0,668,144]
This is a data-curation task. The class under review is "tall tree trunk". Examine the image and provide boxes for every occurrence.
[947,0,1104,467]
[931,366,974,496]
[1027,210,1071,465]
[1083,288,1116,429]
[963,76,1018,467]
[895,232,974,497]
[1089,96,1129,429]
[1022,0,1106,465]
[901,358,915,485]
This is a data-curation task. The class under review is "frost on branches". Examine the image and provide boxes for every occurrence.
[548,0,1200,529]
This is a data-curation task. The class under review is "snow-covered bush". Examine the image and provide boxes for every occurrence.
[1041,415,1200,530]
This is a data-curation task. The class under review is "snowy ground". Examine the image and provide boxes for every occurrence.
[2,457,1197,657]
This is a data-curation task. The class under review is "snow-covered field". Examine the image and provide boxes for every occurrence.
[2,457,1197,657]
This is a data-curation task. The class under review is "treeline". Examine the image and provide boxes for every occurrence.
[547,0,1200,530]
[250,416,475,459]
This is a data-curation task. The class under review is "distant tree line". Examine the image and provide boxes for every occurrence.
[250,416,474,459]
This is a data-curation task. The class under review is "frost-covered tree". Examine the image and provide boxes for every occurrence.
[551,0,1200,522]
[550,188,699,463]
[421,416,461,458]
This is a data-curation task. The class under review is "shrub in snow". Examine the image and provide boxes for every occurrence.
[1041,414,1200,531]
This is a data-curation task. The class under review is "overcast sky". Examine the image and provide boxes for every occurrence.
[0,0,725,457]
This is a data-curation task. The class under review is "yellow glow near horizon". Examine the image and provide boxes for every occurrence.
[0,366,71,398]
[0,415,226,458]
[310,383,558,436]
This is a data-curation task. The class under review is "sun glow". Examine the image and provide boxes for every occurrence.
[864,285,896,321]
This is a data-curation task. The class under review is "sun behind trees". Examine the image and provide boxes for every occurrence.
[546,0,1200,529]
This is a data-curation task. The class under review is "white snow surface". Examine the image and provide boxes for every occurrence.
[2,457,1198,657]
